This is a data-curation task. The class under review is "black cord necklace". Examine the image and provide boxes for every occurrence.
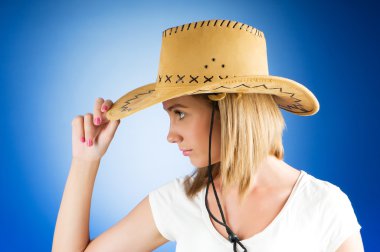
[204,101,248,252]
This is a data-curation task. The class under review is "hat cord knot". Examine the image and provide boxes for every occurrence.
[208,93,227,101]
[208,92,243,101]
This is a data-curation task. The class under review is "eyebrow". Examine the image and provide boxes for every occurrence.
[163,104,188,112]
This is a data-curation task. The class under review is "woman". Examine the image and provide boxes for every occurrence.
[52,19,364,251]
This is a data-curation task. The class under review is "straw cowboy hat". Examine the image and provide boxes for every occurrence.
[106,19,319,121]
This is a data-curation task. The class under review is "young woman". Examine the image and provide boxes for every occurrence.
[52,19,364,251]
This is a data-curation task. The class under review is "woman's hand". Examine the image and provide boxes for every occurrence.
[71,97,121,162]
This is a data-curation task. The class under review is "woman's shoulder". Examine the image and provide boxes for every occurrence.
[148,175,202,222]
[148,175,196,201]
[150,175,190,192]
[300,171,361,251]
[302,171,344,193]
[299,170,354,208]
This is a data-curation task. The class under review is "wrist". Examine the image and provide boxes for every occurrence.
[71,157,101,169]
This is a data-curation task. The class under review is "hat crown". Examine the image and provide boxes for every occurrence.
[156,19,269,88]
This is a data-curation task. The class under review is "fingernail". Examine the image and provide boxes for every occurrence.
[87,139,93,147]
[80,137,85,143]
[94,117,101,125]
[101,105,108,112]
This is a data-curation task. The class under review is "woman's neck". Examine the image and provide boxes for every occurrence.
[213,155,299,197]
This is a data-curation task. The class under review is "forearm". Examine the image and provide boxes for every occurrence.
[52,158,100,252]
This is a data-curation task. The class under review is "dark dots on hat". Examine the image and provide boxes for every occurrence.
[204,58,225,68]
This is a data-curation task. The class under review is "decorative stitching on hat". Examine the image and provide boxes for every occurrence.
[191,84,311,113]
[190,75,199,83]
[118,83,311,114]
[165,75,172,83]
[120,89,155,112]
[204,76,213,83]
[119,84,311,114]
[158,74,234,83]
[162,19,264,38]
[279,103,307,113]
[176,75,185,83]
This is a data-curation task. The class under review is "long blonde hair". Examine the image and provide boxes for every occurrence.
[183,93,286,202]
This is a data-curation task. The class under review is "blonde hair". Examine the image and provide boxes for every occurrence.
[183,93,286,202]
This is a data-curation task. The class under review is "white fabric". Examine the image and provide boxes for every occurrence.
[148,170,362,252]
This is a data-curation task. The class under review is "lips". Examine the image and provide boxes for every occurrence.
[180,148,192,156]
[182,150,192,156]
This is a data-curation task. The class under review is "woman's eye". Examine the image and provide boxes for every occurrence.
[174,110,185,120]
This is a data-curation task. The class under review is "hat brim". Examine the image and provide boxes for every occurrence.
[106,75,320,121]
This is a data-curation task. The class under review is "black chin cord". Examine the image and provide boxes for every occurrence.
[205,101,247,252]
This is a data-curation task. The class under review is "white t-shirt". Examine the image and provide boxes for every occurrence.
[149,170,362,252]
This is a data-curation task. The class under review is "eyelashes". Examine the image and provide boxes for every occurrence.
[173,110,185,120]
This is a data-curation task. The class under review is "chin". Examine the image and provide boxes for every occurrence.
[190,159,207,169]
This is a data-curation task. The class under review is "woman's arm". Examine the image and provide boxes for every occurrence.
[336,231,364,252]
[52,158,100,251]
[84,195,169,252]
[52,158,168,252]
[52,97,168,251]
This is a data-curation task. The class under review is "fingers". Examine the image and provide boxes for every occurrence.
[72,97,116,148]
[100,99,119,139]
[101,99,113,113]
[71,116,85,143]
[84,113,96,147]
[93,97,104,125]
[93,97,113,125]
[71,113,102,148]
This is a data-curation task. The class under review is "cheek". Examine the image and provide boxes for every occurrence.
[187,121,209,149]
[189,115,220,158]
[193,117,212,145]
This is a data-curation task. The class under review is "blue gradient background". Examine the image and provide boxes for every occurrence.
[1,0,378,251]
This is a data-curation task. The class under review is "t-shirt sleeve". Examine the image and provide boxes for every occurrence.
[148,178,183,242]
[323,186,362,251]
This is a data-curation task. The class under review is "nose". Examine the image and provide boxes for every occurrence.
[167,128,182,143]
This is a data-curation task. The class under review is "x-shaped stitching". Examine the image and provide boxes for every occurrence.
[204,75,213,83]
[176,75,185,83]
[165,75,172,83]
[158,75,162,82]
[190,75,199,83]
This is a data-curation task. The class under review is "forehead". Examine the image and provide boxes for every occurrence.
[162,95,206,111]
